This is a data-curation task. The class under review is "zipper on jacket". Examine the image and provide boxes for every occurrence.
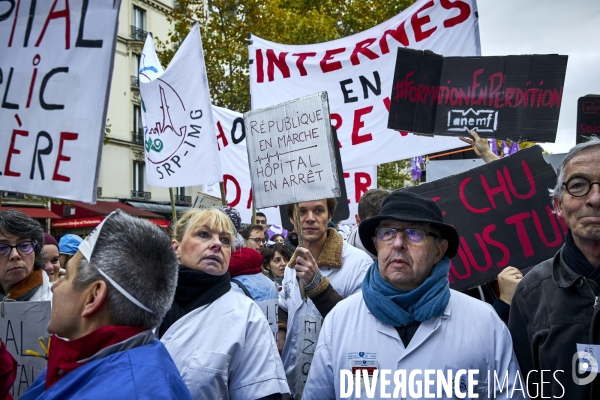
[583,278,600,310]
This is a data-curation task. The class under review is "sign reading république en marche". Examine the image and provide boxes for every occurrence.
[0,301,51,400]
[387,48,568,142]
[249,0,482,170]
[139,24,222,187]
[0,0,122,203]
[405,145,563,291]
[244,92,340,209]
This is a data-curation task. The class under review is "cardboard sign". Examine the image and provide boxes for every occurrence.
[249,0,481,170]
[139,24,222,187]
[244,92,340,209]
[576,95,600,144]
[0,0,121,202]
[405,146,565,291]
[205,106,375,224]
[192,191,222,209]
[0,301,51,399]
[388,48,568,142]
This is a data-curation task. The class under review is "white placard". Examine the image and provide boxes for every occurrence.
[249,0,481,170]
[0,0,121,202]
[244,92,340,209]
[0,301,51,399]
[206,106,376,224]
[140,23,222,187]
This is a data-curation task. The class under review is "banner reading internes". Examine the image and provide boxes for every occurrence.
[576,95,600,144]
[388,48,568,142]
[249,0,481,170]
[405,145,565,291]
[244,92,340,209]
[139,24,222,187]
[205,106,377,224]
[1,301,51,399]
[0,0,121,203]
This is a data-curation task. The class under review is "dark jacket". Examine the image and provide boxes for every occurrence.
[509,247,600,399]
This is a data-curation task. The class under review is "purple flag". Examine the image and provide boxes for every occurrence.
[489,139,498,155]
[509,142,520,155]
[502,141,510,157]
[410,156,423,181]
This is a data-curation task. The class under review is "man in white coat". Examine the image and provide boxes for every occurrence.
[278,198,372,399]
[303,190,525,400]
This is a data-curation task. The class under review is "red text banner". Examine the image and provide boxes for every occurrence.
[576,95,600,144]
[249,0,481,170]
[405,145,564,291]
[388,48,568,142]
[0,0,121,202]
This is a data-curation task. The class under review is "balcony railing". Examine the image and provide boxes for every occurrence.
[132,130,144,144]
[130,25,147,41]
[1,191,26,199]
[175,195,192,206]
[131,190,151,201]
[131,75,139,89]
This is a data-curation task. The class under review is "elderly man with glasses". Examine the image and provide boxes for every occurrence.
[509,137,600,399]
[303,190,523,400]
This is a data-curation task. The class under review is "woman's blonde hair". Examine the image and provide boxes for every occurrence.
[172,208,236,246]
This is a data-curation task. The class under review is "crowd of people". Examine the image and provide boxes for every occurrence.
[0,133,599,399]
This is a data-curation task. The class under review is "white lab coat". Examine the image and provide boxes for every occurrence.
[279,241,373,397]
[161,290,289,400]
[304,290,526,400]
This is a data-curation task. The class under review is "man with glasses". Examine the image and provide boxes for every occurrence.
[241,224,267,251]
[303,190,522,399]
[509,137,600,399]
[0,210,51,302]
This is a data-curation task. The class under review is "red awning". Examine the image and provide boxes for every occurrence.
[149,219,171,228]
[1,207,61,219]
[71,201,163,218]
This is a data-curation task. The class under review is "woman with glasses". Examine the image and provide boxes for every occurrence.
[159,208,289,399]
[262,244,292,290]
[0,210,52,302]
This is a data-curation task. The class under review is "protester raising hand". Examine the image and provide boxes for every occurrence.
[459,129,500,163]
[497,266,523,305]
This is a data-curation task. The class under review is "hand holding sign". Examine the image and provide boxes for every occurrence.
[293,247,319,286]
[459,130,499,163]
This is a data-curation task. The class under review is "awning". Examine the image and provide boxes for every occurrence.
[1,207,61,219]
[72,201,163,218]
[126,201,192,214]
[52,216,171,230]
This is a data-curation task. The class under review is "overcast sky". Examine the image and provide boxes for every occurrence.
[477,0,600,154]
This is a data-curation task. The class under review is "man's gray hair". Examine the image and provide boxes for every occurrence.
[0,210,45,270]
[73,210,178,328]
[549,136,600,201]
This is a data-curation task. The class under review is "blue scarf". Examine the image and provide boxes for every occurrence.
[362,257,451,327]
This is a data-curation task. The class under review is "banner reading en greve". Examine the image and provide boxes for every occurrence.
[0,0,121,203]
[405,145,566,291]
[1,301,51,399]
[249,0,481,170]
[244,92,340,209]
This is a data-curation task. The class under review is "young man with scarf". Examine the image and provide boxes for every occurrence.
[303,191,523,399]
[509,137,600,399]
[20,211,191,399]
[278,198,373,398]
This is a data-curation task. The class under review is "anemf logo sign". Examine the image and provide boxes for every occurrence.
[142,81,187,164]
[582,100,600,115]
[447,109,498,133]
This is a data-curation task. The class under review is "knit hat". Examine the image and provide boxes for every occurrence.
[358,190,459,258]
[58,234,83,255]
[228,247,263,278]
[217,205,242,232]
[43,233,58,249]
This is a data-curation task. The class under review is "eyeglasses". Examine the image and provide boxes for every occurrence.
[374,228,438,244]
[563,177,600,197]
[249,237,267,244]
[0,241,37,258]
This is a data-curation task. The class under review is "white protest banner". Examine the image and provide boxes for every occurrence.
[0,301,51,399]
[206,106,376,224]
[139,34,164,82]
[244,92,340,209]
[140,23,222,187]
[0,0,121,203]
[249,0,481,170]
